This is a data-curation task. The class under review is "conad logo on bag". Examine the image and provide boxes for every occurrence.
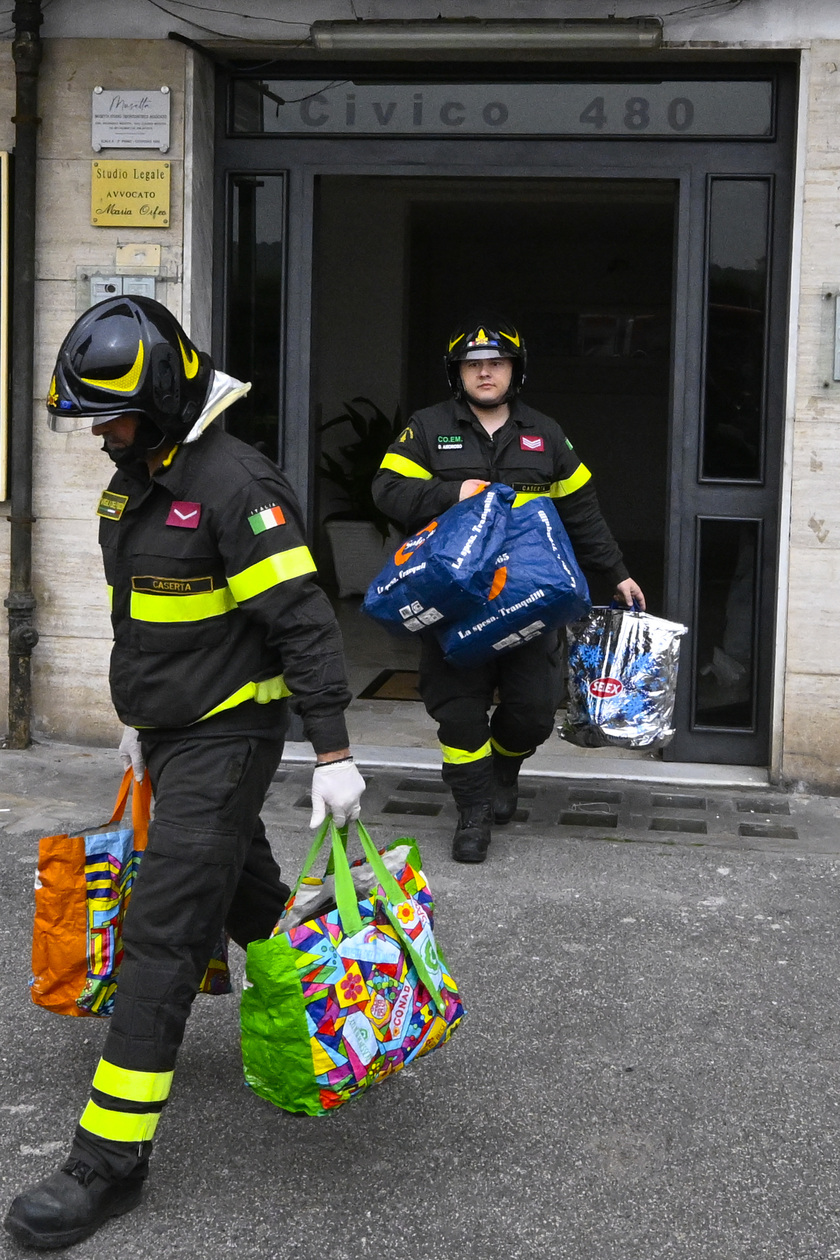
[589,676,624,698]
[394,520,438,566]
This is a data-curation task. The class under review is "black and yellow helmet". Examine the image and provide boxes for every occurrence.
[46,296,213,442]
[444,313,526,398]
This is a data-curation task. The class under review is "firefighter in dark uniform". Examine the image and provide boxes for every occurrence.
[4,297,366,1250]
[372,315,644,865]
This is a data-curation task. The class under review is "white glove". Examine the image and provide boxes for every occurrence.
[118,725,146,783]
[309,758,366,828]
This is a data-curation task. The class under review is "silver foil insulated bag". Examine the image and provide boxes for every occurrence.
[561,607,688,749]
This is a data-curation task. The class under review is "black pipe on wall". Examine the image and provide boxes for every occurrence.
[3,0,42,748]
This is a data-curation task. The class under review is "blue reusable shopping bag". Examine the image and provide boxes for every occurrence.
[362,483,511,636]
[436,494,591,668]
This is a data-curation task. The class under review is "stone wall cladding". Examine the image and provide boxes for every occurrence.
[29,39,189,743]
[782,46,840,788]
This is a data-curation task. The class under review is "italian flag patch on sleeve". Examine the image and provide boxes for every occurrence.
[248,504,286,534]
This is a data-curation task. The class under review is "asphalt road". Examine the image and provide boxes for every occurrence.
[2,746,840,1258]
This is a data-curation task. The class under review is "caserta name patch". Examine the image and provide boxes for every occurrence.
[248,504,286,534]
[132,575,214,595]
[96,490,129,521]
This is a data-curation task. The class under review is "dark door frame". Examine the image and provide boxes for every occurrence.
[214,63,797,767]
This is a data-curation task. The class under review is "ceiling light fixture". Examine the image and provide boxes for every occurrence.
[309,18,664,59]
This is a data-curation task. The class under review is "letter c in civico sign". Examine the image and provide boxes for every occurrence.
[440,101,465,127]
[300,94,329,127]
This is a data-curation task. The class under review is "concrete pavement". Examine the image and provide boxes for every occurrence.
[2,739,840,1259]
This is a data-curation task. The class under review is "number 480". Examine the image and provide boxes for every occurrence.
[578,95,695,132]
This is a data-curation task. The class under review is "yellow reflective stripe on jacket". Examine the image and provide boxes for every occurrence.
[92,1060,174,1105]
[228,546,316,602]
[130,587,236,623]
[512,466,590,508]
[198,673,292,722]
[380,452,433,480]
[551,464,591,497]
[79,1101,162,1144]
[490,736,534,758]
[441,740,492,765]
[107,584,113,611]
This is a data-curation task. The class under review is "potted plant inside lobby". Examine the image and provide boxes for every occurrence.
[319,397,404,598]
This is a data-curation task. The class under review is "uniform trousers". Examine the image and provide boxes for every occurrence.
[70,729,289,1180]
[418,631,566,808]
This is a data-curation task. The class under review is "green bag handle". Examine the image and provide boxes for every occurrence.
[286,818,448,1018]
[289,819,363,937]
[353,821,448,1018]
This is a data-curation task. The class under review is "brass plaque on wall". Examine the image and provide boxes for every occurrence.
[91,160,170,227]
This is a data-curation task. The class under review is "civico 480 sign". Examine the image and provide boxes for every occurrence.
[237,80,773,138]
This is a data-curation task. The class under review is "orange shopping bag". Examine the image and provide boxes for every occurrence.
[30,770,151,1016]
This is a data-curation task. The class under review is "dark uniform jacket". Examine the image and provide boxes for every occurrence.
[372,396,629,584]
[97,424,350,752]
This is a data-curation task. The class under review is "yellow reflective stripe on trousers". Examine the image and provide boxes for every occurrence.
[379,452,433,480]
[130,587,236,623]
[228,546,316,602]
[441,740,492,765]
[79,1101,161,1143]
[551,464,591,498]
[106,584,113,611]
[92,1060,174,1104]
[491,736,533,758]
[198,673,292,722]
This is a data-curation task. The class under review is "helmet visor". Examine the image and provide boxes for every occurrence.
[47,410,139,434]
[463,347,514,361]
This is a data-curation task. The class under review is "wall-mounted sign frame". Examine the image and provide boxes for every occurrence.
[231,78,774,140]
[91,160,170,227]
[91,86,171,153]
[0,152,9,501]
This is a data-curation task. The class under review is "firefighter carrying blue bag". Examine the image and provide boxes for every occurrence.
[371,312,646,865]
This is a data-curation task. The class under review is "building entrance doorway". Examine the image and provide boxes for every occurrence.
[217,62,796,767]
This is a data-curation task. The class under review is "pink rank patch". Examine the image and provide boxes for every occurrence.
[520,435,545,452]
[166,501,202,529]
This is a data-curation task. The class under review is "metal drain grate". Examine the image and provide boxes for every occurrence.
[559,810,618,828]
[737,798,791,815]
[382,799,443,817]
[569,788,622,805]
[395,778,450,794]
[738,822,798,840]
[652,793,707,811]
[650,817,708,834]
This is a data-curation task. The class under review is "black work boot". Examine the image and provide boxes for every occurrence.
[492,755,524,825]
[3,1157,146,1250]
[452,802,492,864]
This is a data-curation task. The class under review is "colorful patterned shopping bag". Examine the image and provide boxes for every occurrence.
[241,820,465,1115]
[31,770,231,1017]
[75,770,152,1015]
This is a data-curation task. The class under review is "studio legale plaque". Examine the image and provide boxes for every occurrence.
[91,161,170,228]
